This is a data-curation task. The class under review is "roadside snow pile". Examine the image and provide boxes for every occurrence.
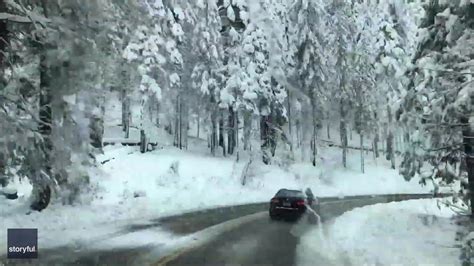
[297,199,460,266]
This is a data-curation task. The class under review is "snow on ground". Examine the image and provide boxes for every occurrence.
[94,144,434,214]
[0,141,437,254]
[291,147,435,197]
[297,198,461,266]
[96,144,138,163]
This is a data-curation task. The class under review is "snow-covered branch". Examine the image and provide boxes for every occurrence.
[0,12,30,23]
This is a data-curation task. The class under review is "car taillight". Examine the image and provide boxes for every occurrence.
[271,198,279,203]
[296,200,305,206]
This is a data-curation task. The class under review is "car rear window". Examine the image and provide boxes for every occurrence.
[276,189,305,198]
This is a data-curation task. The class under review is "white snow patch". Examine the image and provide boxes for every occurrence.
[227,5,235,22]
[297,199,460,266]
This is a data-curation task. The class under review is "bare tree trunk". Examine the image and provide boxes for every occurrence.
[0,1,8,187]
[235,109,239,162]
[296,116,301,148]
[228,106,236,155]
[340,100,348,168]
[327,122,330,140]
[211,112,217,155]
[461,116,474,217]
[33,1,55,212]
[372,139,377,162]
[387,132,396,169]
[398,133,403,154]
[38,66,53,166]
[32,52,53,211]
[301,102,310,161]
[90,111,104,149]
[181,100,188,150]
[90,93,105,149]
[210,95,218,155]
[155,100,160,127]
[326,110,331,139]
[243,111,251,151]
[373,131,380,158]
[197,110,200,139]
[121,88,130,137]
[219,112,226,156]
[287,89,293,151]
[174,94,180,148]
[179,97,183,149]
[312,128,317,166]
[140,129,146,153]
[125,106,130,139]
[139,93,148,152]
[386,106,396,169]
[403,131,410,152]
[360,133,364,173]
[260,114,272,164]
[311,100,318,167]
[366,139,369,155]
[386,115,391,156]
[0,0,7,80]
[393,133,398,154]
[0,152,6,187]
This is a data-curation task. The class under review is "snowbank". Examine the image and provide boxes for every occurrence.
[297,198,460,266]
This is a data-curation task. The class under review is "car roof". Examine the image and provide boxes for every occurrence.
[277,189,302,193]
[275,189,305,197]
[278,188,303,193]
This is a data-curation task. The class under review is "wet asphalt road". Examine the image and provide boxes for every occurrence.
[1,193,443,266]
[159,214,324,266]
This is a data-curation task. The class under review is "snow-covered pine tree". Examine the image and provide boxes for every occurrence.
[0,0,124,209]
[399,0,474,211]
[291,0,329,166]
[328,0,355,168]
[240,1,289,165]
[350,2,381,173]
[190,0,224,155]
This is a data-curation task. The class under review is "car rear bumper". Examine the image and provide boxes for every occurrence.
[270,206,305,219]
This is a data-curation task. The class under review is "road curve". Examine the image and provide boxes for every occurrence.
[157,214,322,266]
[156,193,443,266]
[1,193,446,266]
